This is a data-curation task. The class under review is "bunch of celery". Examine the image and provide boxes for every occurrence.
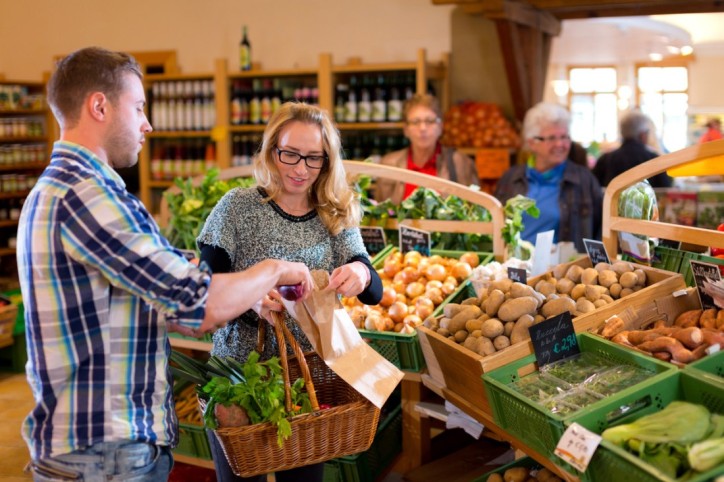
[602,401,724,479]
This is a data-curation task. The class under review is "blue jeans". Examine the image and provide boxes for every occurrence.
[29,440,173,482]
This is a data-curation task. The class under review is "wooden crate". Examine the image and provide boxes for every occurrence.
[416,257,685,417]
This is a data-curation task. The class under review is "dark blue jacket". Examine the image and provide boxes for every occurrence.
[593,139,673,188]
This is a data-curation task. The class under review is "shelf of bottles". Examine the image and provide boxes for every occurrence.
[227,70,318,165]
[0,82,48,263]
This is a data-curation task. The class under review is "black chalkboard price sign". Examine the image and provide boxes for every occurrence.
[399,225,431,256]
[689,259,722,310]
[583,238,611,265]
[528,311,580,367]
[508,267,527,284]
[360,227,387,257]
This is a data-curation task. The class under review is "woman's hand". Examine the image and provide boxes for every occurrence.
[327,261,369,298]
[256,291,285,325]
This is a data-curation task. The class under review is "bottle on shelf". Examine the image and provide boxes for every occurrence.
[404,72,415,101]
[334,83,348,123]
[387,74,402,122]
[357,76,372,123]
[344,76,358,123]
[271,79,282,116]
[260,79,272,124]
[205,142,216,171]
[183,81,194,131]
[371,74,387,122]
[249,79,262,125]
[174,81,185,130]
[239,25,252,71]
[203,80,215,130]
[230,81,242,125]
[166,82,176,131]
[193,80,204,130]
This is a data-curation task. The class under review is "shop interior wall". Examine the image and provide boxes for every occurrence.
[0,0,455,79]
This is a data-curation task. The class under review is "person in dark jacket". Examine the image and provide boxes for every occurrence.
[495,102,602,254]
[592,111,673,188]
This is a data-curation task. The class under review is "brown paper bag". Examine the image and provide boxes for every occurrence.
[281,271,404,408]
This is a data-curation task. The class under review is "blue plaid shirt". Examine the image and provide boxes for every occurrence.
[17,141,211,460]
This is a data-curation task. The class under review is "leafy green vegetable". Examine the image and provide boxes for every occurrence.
[688,437,724,472]
[170,350,312,447]
[501,195,539,260]
[164,168,255,252]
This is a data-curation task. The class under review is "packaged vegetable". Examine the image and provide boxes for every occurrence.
[617,180,659,264]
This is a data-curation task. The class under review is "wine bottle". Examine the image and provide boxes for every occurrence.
[240,26,251,71]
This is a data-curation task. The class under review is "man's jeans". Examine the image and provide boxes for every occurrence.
[29,440,173,482]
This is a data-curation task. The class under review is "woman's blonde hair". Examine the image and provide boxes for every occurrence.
[253,102,360,235]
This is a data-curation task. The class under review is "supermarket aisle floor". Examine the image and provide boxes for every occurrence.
[0,372,33,481]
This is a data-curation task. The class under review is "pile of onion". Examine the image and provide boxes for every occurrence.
[343,250,480,333]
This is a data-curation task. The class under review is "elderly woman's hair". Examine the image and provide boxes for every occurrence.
[522,102,571,142]
[402,94,442,121]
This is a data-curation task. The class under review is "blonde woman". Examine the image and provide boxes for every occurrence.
[197,102,382,482]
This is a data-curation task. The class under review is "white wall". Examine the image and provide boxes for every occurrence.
[0,0,454,80]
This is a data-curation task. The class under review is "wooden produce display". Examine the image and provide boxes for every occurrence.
[417,256,685,418]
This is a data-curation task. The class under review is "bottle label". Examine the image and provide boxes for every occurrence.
[240,46,251,71]
[358,101,371,122]
[388,100,402,122]
[372,100,386,122]
[250,99,261,124]
[344,101,357,123]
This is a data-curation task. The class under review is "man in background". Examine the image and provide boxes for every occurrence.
[592,111,673,188]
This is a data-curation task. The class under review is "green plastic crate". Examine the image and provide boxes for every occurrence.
[652,246,724,286]
[482,333,678,479]
[325,404,403,482]
[472,456,541,481]
[176,422,212,460]
[358,249,492,372]
[431,279,477,318]
[585,370,724,482]
[685,349,723,378]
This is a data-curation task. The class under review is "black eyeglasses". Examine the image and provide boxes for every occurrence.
[275,148,327,169]
[533,134,571,143]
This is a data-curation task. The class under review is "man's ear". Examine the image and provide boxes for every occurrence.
[88,92,107,121]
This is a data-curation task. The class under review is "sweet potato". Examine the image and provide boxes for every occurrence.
[600,315,626,338]
[637,337,696,363]
[671,326,703,349]
[215,403,250,428]
[611,331,633,347]
[674,309,702,328]
[627,330,663,345]
[651,351,672,362]
[699,309,718,330]
[717,310,724,330]
[701,328,724,347]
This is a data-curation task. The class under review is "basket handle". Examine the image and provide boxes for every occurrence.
[270,311,320,412]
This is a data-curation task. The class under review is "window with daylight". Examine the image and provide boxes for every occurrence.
[636,63,689,153]
[567,67,619,147]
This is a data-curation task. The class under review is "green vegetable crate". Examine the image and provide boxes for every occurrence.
[685,349,723,378]
[175,421,212,460]
[324,404,403,482]
[482,333,678,481]
[472,456,541,481]
[583,370,724,482]
[651,245,724,286]
[356,249,493,372]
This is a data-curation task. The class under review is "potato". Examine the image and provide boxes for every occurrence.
[481,318,505,338]
[485,289,506,317]
[443,303,463,318]
[585,284,607,302]
[609,282,623,299]
[634,268,646,286]
[576,298,596,313]
[534,280,556,297]
[619,287,634,298]
[423,317,439,330]
[448,305,482,333]
[594,262,612,272]
[493,335,511,350]
[581,268,599,285]
[454,330,469,343]
[510,282,536,299]
[598,269,618,288]
[504,466,529,482]
[553,263,569,280]
[600,294,614,304]
[555,278,575,295]
[470,330,482,338]
[465,318,483,333]
[439,317,451,331]
[510,314,535,344]
[504,321,515,337]
[462,297,479,306]
[593,299,608,308]
[475,336,496,356]
[463,336,478,351]
[534,314,545,324]
[612,261,634,275]
[570,283,586,300]
[619,271,638,289]
[542,297,576,319]
[486,473,504,482]
[497,296,539,322]
[565,264,584,283]
[437,327,450,337]
[488,278,513,294]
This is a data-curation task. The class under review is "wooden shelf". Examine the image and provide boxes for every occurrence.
[229,124,266,133]
[0,247,16,256]
[332,61,417,74]
[228,68,317,79]
[148,131,211,138]
[0,220,19,227]
[145,72,214,82]
[336,122,405,130]
[0,190,30,199]
[0,136,47,143]
[0,163,46,172]
[172,453,215,469]
[0,108,46,115]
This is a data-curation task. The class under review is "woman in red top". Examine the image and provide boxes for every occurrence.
[374,94,479,204]
[699,117,722,144]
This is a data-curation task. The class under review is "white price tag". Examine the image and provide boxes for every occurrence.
[554,422,602,473]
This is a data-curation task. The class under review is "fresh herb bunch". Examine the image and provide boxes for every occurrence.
[501,195,539,259]
[170,350,312,447]
[164,169,255,252]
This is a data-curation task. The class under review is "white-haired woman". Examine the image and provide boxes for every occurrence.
[495,102,602,253]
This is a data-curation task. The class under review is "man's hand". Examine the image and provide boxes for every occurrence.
[273,260,315,299]
[167,322,203,338]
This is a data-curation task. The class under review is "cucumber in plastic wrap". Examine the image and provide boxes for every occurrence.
[617,180,659,264]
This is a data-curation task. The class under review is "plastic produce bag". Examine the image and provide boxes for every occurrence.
[618,180,659,264]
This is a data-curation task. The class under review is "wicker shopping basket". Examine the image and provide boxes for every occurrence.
[202,313,380,477]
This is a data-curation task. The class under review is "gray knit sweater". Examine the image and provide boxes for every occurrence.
[197,186,369,362]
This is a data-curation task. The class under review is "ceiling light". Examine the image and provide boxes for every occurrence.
[681,45,694,56]
[649,53,664,61]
